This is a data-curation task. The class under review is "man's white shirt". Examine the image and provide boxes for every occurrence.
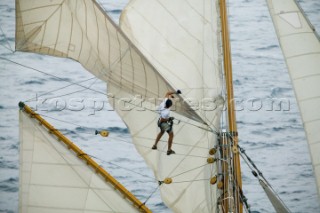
[158,98,170,119]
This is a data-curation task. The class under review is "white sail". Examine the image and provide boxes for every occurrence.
[266,0,320,201]
[119,0,223,123]
[15,0,202,122]
[15,0,224,212]
[19,107,149,213]
[108,0,224,212]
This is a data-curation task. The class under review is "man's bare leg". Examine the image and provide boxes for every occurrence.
[153,131,164,148]
[168,132,174,151]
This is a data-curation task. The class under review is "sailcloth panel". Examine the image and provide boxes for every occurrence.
[19,110,142,213]
[108,84,223,213]
[266,0,320,201]
[15,0,203,123]
[120,0,223,124]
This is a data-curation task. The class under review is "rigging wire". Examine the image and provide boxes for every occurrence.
[32,111,211,159]
[0,56,222,134]
[141,185,161,207]
[0,24,14,53]
[170,178,210,184]
[170,163,209,178]
[226,132,290,212]
[86,154,157,182]
[0,57,108,95]
[237,144,289,209]
[24,77,97,102]
[3,37,223,198]
[29,78,99,102]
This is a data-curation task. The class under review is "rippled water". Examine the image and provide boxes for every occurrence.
[0,0,319,212]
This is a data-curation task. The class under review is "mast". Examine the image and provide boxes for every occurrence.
[219,0,243,212]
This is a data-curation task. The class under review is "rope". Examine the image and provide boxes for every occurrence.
[85,151,162,207]
[170,178,210,184]
[142,185,160,206]
[30,78,99,102]
[0,57,108,96]
[6,55,224,190]
[238,144,289,211]
[36,113,87,129]
[217,132,252,213]
[24,77,97,102]
[87,154,156,182]
[0,24,14,53]
[34,112,211,159]
[170,163,209,178]
[226,133,290,212]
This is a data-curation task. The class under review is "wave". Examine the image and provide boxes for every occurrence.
[0,177,18,193]
[22,80,44,85]
[0,159,18,170]
[255,44,279,51]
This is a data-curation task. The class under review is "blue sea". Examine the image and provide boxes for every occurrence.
[0,0,319,212]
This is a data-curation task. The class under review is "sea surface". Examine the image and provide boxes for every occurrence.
[0,0,319,212]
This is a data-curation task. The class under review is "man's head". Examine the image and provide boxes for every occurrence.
[165,99,172,108]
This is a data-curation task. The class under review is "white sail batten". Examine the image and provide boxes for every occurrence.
[112,0,224,212]
[266,0,320,201]
[15,0,203,123]
[19,108,147,213]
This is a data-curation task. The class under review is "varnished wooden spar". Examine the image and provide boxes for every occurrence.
[219,0,243,212]
[19,102,151,213]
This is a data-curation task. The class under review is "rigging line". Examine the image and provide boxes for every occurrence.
[177,119,219,135]
[117,138,209,159]
[238,145,289,208]
[35,113,87,129]
[170,163,209,178]
[32,110,211,160]
[124,138,208,159]
[24,76,97,102]
[0,42,14,53]
[0,24,14,53]
[27,77,99,102]
[134,135,213,151]
[126,133,212,158]
[222,133,245,208]
[26,111,209,159]
[171,178,210,184]
[228,134,287,211]
[87,154,157,182]
[0,57,108,96]
[1,57,215,132]
[142,185,160,206]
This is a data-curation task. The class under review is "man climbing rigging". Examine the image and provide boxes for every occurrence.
[152,90,181,155]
